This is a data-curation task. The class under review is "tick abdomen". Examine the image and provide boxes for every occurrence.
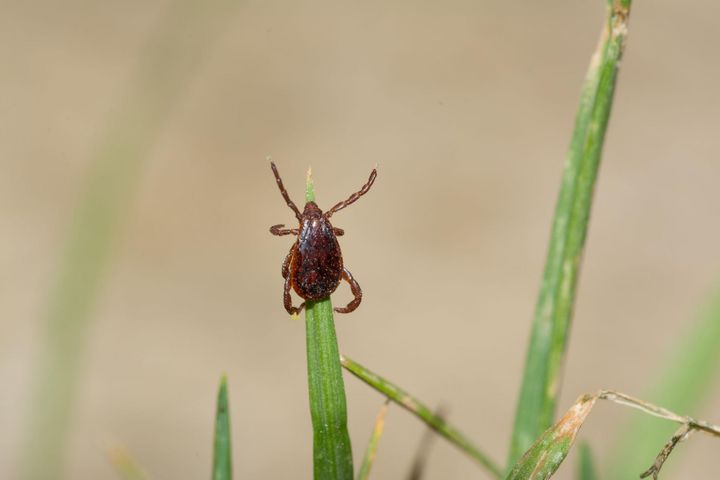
[292,212,344,300]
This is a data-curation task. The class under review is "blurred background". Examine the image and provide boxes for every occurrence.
[2,0,719,478]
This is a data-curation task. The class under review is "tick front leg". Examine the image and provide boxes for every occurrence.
[334,268,362,314]
[270,224,299,236]
[333,227,344,236]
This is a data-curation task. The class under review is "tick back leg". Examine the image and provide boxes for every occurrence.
[270,224,299,236]
[334,268,362,314]
[283,273,305,315]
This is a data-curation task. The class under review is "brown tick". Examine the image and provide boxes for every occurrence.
[269,162,377,315]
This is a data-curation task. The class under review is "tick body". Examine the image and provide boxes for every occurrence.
[270,162,377,315]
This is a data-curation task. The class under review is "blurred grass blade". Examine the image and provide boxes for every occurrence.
[606,284,720,478]
[508,0,633,465]
[304,176,354,480]
[576,443,598,480]
[507,395,597,480]
[407,405,447,480]
[213,376,232,480]
[109,447,151,480]
[18,2,236,478]
[356,400,390,480]
[340,355,503,479]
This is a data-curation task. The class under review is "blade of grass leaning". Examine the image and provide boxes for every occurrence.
[576,442,598,480]
[508,0,633,465]
[340,355,503,479]
[606,283,720,478]
[304,173,354,480]
[356,400,390,480]
[212,376,232,480]
[18,2,236,478]
[506,395,597,480]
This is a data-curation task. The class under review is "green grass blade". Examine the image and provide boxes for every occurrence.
[306,300,354,479]
[340,355,503,479]
[212,376,232,480]
[356,401,390,480]
[507,395,597,480]
[606,284,720,478]
[576,443,598,480]
[507,1,633,465]
[304,174,354,480]
[18,3,235,479]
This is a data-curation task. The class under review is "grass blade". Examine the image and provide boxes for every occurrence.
[508,0,633,465]
[407,406,447,480]
[108,447,151,480]
[212,376,232,480]
[576,443,598,480]
[304,175,354,480]
[356,401,390,480]
[18,2,235,478]
[606,284,720,478]
[340,355,503,479]
[507,395,597,480]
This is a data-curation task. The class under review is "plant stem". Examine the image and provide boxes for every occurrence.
[507,0,633,465]
[305,172,354,480]
[341,355,503,479]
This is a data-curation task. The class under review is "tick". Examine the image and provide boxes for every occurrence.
[269,162,377,315]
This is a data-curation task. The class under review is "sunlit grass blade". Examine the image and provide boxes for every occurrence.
[606,283,720,478]
[17,2,236,478]
[576,443,598,480]
[108,447,151,480]
[508,0,633,465]
[304,176,354,480]
[356,400,390,480]
[212,376,232,480]
[507,395,597,480]
[340,355,503,479]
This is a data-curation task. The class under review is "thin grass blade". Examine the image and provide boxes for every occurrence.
[356,401,390,480]
[507,395,597,480]
[304,176,354,480]
[340,355,503,479]
[108,447,151,480]
[606,284,720,477]
[18,3,236,478]
[576,443,598,480]
[212,376,232,480]
[508,0,633,465]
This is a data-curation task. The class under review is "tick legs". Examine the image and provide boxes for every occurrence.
[270,162,302,221]
[325,168,378,218]
[281,246,304,315]
[270,224,299,236]
[334,268,362,314]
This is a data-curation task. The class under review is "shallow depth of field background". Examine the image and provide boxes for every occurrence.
[2,1,720,478]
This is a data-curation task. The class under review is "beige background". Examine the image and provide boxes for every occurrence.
[2,1,720,478]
